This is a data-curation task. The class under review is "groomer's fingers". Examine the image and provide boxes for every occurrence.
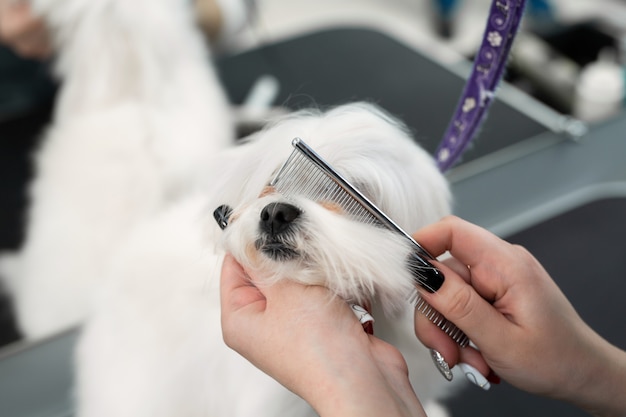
[415,307,490,376]
[220,255,274,354]
[440,256,471,282]
[414,305,459,364]
[416,260,513,357]
[220,255,265,315]
[14,27,50,57]
[457,346,491,377]
[414,216,507,268]
[0,1,51,58]
[220,256,338,319]
[414,216,521,303]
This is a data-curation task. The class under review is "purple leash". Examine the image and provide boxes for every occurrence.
[436,0,528,172]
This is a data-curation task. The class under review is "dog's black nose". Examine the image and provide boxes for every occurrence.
[260,202,301,235]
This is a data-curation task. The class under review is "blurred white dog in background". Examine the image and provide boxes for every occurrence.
[0,0,234,339]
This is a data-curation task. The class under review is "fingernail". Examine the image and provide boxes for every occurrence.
[430,349,453,381]
[459,363,491,391]
[213,205,233,230]
[407,254,445,293]
[350,304,374,324]
[350,304,374,334]
[487,369,501,385]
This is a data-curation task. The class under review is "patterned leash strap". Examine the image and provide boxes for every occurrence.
[436,0,528,172]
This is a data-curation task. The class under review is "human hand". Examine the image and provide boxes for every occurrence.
[413,216,626,417]
[194,0,222,40]
[0,0,51,59]
[194,0,252,42]
[220,255,427,417]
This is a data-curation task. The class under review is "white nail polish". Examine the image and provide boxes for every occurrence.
[430,349,453,381]
[459,363,491,390]
[350,304,374,324]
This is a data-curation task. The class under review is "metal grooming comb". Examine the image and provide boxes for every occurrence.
[269,138,469,347]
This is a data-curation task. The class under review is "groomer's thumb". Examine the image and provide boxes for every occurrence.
[418,263,511,350]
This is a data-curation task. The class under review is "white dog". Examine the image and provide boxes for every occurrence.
[75,103,458,417]
[1,0,461,415]
[0,0,233,339]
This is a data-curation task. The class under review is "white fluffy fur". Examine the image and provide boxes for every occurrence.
[1,1,461,416]
[0,0,233,338]
[220,107,450,315]
[76,104,458,417]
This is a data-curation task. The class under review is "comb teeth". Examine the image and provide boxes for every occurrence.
[271,142,380,227]
[270,138,469,347]
[412,292,470,348]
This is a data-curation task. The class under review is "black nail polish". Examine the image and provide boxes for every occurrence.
[407,252,445,293]
[213,205,233,230]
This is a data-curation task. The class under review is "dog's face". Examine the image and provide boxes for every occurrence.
[220,188,419,313]
[216,104,451,315]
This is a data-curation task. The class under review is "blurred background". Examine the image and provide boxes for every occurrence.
[1,0,625,416]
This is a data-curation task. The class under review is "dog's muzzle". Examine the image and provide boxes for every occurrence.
[256,202,301,260]
[259,202,301,236]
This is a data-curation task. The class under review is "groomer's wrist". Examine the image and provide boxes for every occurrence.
[309,378,419,417]
[562,332,626,417]
[301,354,425,417]
[583,343,626,417]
